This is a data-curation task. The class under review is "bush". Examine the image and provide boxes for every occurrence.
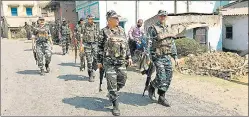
[175,38,208,57]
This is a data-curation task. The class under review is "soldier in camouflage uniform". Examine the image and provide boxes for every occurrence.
[147,10,179,107]
[81,15,99,82]
[97,10,132,116]
[76,18,86,70]
[60,18,71,55]
[32,17,53,75]
[24,22,32,40]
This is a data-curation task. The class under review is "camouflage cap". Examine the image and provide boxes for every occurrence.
[86,14,95,19]
[80,17,84,21]
[157,10,168,16]
[106,10,121,19]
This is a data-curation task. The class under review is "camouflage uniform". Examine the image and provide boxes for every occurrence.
[82,15,99,82]
[32,17,52,75]
[147,10,178,107]
[24,22,32,40]
[76,18,85,68]
[60,18,71,55]
[97,10,131,116]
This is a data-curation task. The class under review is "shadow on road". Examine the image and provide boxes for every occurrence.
[58,74,89,81]
[58,62,78,67]
[230,80,248,86]
[62,96,112,112]
[62,92,152,112]
[53,52,63,55]
[16,70,40,75]
[24,49,32,51]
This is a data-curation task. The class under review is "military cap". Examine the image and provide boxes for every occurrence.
[106,10,121,19]
[86,14,95,19]
[157,10,168,16]
[62,18,66,22]
[80,17,84,21]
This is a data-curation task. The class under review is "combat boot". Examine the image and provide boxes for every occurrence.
[88,71,95,82]
[148,84,157,101]
[40,68,45,76]
[158,93,170,107]
[45,63,50,73]
[112,100,120,116]
[79,66,83,71]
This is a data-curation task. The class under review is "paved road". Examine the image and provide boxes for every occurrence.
[1,39,248,116]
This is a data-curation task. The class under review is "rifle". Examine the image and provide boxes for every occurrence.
[99,67,105,92]
[33,49,38,65]
[142,62,155,96]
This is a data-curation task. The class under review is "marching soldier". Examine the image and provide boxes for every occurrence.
[60,18,71,55]
[24,22,32,40]
[81,15,99,82]
[97,10,132,116]
[31,17,53,75]
[147,10,179,107]
[76,18,85,69]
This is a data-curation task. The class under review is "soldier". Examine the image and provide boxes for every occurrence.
[76,18,85,69]
[31,17,53,75]
[24,22,32,40]
[147,10,179,107]
[81,15,98,82]
[60,18,71,55]
[97,10,132,116]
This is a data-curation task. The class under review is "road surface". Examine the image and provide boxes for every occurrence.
[1,39,248,116]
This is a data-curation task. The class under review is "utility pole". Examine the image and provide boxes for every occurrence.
[186,0,189,13]
[135,0,138,24]
[174,0,177,14]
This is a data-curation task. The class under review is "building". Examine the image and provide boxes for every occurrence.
[75,1,231,34]
[144,13,223,51]
[1,1,55,39]
[220,0,248,52]
[44,1,78,31]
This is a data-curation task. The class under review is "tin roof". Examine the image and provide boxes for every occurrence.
[220,0,248,16]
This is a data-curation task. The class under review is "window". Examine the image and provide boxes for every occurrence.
[26,7,32,16]
[225,26,233,39]
[193,27,207,45]
[11,7,18,16]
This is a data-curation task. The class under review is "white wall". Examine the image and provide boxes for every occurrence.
[222,15,248,51]
[185,29,193,39]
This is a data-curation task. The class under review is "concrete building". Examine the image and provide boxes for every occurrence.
[220,0,248,52]
[44,1,77,25]
[75,1,232,34]
[1,1,55,39]
[144,13,223,51]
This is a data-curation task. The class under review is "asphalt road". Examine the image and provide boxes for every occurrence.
[1,39,248,116]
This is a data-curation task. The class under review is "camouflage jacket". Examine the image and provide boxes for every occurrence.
[33,24,51,42]
[147,21,178,60]
[97,26,131,63]
[60,23,70,35]
[82,22,98,43]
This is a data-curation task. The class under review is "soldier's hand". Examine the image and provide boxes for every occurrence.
[97,63,103,69]
[175,59,180,66]
[128,58,133,66]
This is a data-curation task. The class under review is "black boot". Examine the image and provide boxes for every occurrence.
[45,63,50,73]
[112,100,120,116]
[40,68,45,76]
[158,91,170,107]
[88,71,95,82]
[148,84,157,101]
[79,66,83,71]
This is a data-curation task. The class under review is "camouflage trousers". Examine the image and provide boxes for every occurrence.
[61,34,70,54]
[81,43,98,74]
[36,42,52,69]
[151,55,173,92]
[103,59,127,101]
